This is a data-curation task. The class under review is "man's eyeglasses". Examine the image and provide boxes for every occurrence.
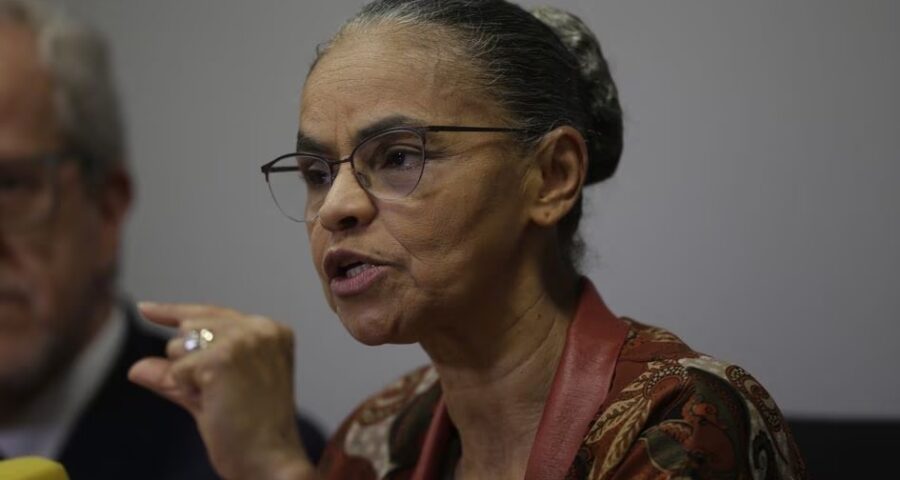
[0,154,68,232]
[260,126,527,223]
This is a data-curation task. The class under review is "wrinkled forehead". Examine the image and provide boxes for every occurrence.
[0,22,45,103]
[298,25,501,152]
[0,23,59,154]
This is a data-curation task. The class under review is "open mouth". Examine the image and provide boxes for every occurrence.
[324,250,389,296]
[325,250,384,280]
[334,261,378,279]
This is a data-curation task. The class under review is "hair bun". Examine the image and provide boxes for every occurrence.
[530,6,623,184]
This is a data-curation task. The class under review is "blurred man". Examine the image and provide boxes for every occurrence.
[0,2,323,478]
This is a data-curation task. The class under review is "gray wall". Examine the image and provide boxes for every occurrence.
[57,0,900,432]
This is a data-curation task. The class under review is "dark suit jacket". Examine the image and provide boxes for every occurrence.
[58,306,326,480]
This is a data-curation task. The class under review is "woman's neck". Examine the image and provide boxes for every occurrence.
[420,266,579,480]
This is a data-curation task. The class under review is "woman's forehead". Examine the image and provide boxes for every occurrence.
[299,28,497,143]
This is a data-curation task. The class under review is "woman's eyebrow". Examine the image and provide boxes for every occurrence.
[353,115,426,145]
[295,114,427,154]
[294,132,328,154]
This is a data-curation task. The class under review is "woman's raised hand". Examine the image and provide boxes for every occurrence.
[128,303,317,480]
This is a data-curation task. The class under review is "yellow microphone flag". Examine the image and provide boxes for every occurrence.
[0,457,69,480]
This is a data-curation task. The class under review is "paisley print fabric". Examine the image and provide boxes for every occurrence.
[318,319,807,479]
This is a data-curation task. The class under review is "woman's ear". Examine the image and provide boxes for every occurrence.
[527,126,588,227]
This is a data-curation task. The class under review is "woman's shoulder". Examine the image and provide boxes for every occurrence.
[318,365,441,479]
[616,317,697,362]
[579,318,808,479]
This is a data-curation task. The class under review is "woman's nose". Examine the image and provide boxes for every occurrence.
[315,162,376,231]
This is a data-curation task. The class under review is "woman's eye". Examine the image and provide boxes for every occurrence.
[305,172,328,186]
[301,167,331,187]
[380,147,423,170]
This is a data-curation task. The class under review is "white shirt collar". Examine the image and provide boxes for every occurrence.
[0,307,127,459]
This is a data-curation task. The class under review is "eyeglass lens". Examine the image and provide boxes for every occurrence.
[0,158,56,231]
[266,129,427,223]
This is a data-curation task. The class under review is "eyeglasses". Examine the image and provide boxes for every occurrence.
[0,154,68,232]
[260,125,526,223]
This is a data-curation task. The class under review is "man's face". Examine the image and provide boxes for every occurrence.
[0,22,129,405]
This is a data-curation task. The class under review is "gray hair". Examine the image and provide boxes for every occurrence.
[0,0,126,183]
[318,0,623,268]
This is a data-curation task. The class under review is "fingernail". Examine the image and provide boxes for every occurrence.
[138,301,159,309]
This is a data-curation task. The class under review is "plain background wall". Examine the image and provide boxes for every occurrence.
[55,0,899,433]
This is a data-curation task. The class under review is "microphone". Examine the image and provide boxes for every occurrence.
[0,457,69,480]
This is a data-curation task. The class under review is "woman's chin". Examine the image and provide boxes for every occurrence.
[345,324,416,346]
[339,310,414,346]
[349,331,394,346]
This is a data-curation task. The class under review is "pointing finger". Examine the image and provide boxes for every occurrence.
[138,302,243,327]
[129,357,200,413]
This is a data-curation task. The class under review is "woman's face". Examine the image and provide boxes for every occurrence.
[301,27,537,345]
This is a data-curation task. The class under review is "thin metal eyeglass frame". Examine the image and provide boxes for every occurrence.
[259,125,529,223]
[0,153,73,232]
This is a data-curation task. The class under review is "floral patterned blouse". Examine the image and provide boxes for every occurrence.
[318,283,807,479]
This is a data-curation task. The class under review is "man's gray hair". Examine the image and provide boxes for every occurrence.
[0,0,126,181]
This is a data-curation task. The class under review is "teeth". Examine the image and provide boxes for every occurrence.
[345,263,372,279]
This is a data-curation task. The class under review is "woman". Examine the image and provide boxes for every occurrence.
[129,1,807,479]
